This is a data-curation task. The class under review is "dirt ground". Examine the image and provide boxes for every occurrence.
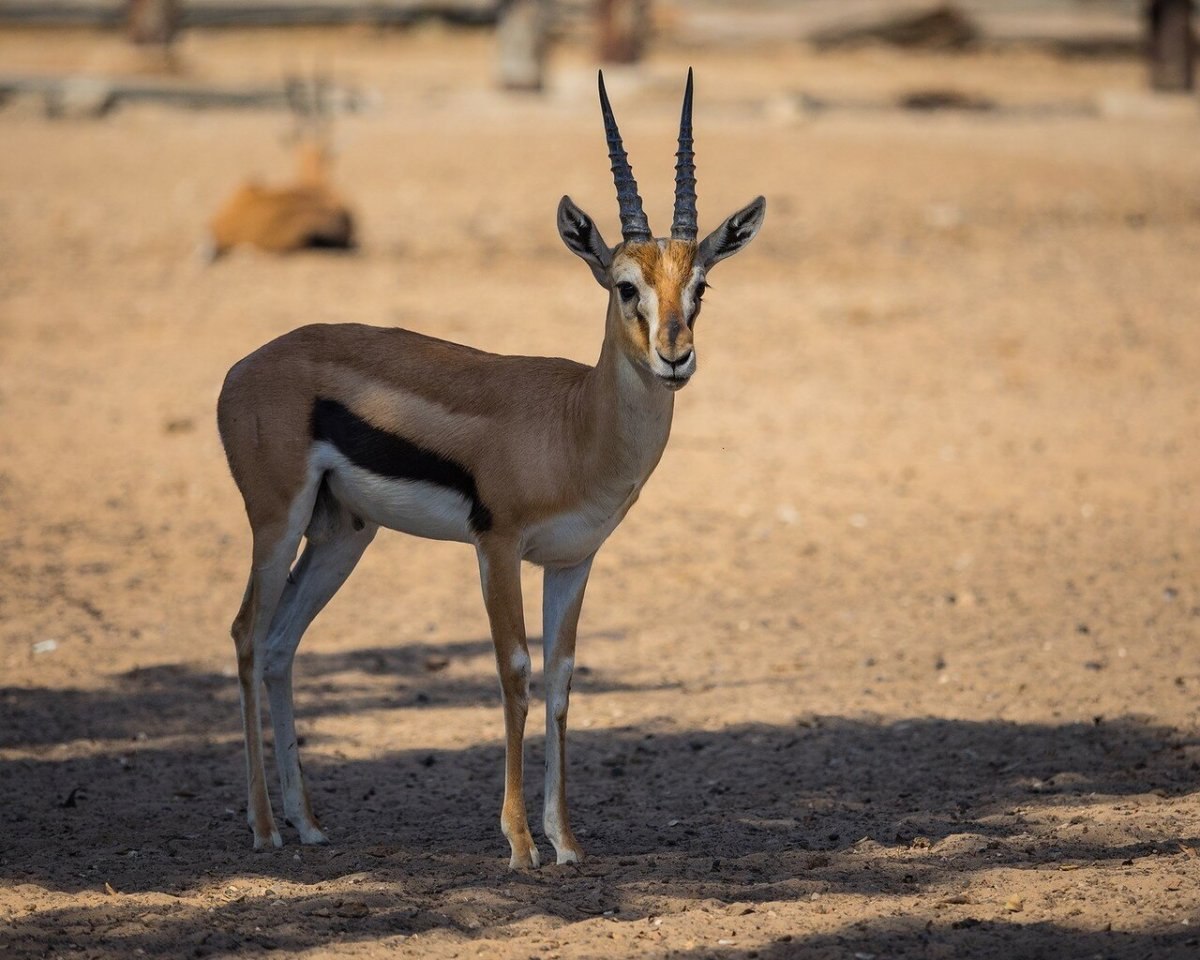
[2,24,1199,960]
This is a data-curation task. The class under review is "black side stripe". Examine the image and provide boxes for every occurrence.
[311,397,493,534]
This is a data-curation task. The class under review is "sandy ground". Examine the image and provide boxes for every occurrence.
[2,25,1199,960]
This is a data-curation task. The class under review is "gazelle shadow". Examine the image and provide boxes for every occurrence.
[2,656,1195,958]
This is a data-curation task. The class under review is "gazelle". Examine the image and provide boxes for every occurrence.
[217,69,764,867]
[207,76,355,258]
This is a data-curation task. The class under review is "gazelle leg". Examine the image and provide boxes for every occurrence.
[231,479,321,850]
[476,538,539,869]
[263,520,377,844]
[541,556,594,864]
[232,576,278,848]
[232,538,303,848]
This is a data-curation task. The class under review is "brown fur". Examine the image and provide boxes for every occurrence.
[216,310,677,861]
[218,323,640,541]
[623,238,696,286]
[216,226,756,862]
[216,86,763,863]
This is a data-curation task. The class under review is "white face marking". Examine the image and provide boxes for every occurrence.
[612,264,659,350]
[314,445,474,544]
[679,263,705,329]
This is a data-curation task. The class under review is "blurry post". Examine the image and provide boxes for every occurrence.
[124,0,182,71]
[1146,0,1195,91]
[124,0,182,47]
[598,0,650,64]
[496,0,549,91]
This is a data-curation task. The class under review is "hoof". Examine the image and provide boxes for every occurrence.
[547,827,585,865]
[253,829,283,850]
[287,816,329,845]
[508,843,541,870]
[298,826,329,845]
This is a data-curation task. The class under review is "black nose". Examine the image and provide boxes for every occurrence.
[657,349,693,368]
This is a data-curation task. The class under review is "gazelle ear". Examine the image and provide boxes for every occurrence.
[698,196,766,269]
[558,196,613,288]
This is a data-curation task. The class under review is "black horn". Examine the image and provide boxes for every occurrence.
[598,70,652,243]
[671,67,698,241]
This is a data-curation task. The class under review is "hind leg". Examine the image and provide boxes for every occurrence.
[231,489,320,849]
[263,519,377,844]
[232,556,294,849]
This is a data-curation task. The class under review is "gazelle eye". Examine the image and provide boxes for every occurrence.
[695,281,708,300]
[616,282,638,302]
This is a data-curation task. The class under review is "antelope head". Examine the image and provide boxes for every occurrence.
[558,70,766,391]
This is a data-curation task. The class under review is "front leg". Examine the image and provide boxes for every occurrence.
[541,555,594,864]
[476,538,539,869]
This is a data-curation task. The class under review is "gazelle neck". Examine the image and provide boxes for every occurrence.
[579,300,676,489]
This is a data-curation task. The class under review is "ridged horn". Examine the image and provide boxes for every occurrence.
[671,67,698,241]
[598,70,652,243]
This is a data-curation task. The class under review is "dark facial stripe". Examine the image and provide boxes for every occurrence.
[311,398,493,534]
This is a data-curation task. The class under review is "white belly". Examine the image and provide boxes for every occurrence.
[317,446,474,544]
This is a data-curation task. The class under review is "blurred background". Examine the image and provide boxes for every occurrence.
[2,3,1200,958]
[1,1,1197,262]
